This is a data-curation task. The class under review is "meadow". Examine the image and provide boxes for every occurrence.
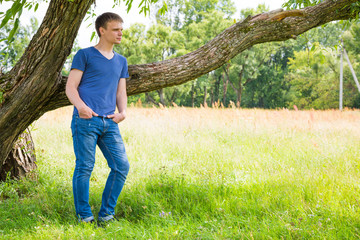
[0,106,360,239]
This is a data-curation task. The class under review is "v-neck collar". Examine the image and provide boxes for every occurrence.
[92,46,115,60]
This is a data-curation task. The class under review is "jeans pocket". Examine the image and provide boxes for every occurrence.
[78,116,93,120]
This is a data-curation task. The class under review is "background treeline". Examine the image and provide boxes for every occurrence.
[1,0,359,109]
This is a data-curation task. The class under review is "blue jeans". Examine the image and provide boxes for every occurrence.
[71,114,129,222]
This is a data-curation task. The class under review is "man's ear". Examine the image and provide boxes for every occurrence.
[99,26,105,36]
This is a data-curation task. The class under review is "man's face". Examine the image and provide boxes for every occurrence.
[99,20,123,44]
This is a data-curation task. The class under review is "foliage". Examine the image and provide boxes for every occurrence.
[241,42,292,108]
[115,23,147,65]
[0,17,37,71]
[0,0,43,43]
[0,0,167,44]
[285,45,337,109]
[154,0,235,30]
[283,0,324,9]
[284,21,360,110]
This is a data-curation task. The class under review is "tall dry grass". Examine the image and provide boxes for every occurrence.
[39,106,360,133]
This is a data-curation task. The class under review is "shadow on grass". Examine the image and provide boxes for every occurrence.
[0,178,73,231]
[0,173,247,232]
[1,172,358,239]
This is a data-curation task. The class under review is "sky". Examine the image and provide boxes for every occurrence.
[1,0,286,48]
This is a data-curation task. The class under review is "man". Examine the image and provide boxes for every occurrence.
[65,12,130,224]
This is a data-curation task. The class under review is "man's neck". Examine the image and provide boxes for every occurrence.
[94,39,114,53]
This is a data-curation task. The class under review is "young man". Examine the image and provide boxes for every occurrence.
[65,12,129,224]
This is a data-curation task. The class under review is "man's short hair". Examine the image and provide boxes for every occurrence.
[95,12,123,37]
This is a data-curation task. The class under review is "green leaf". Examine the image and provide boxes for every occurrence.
[90,31,96,42]
[158,1,167,15]
[8,17,19,42]
[138,0,145,9]
[35,3,39,12]
[0,9,13,29]
[310,45,315,52]
[127,1,133,13]
[14,0,25,13]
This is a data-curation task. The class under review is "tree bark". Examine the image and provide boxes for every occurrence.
[191,82,195,108]
[214,75,221,103]
[203,86,207,107]
[157,89,165,106]
[237,85,243,108]
[145,92,157,105]
[0,128,36,181]
[0,0,358,174]
[223,73,228,106]
[223,64,231,106]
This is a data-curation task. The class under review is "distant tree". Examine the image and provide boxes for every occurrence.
[285,44,340,109]
[340,22,360,108]
[241,42,292,109]
[0,18,38,71]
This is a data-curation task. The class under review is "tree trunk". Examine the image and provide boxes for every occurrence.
[222,64,231,107]
[191,82,195,108]
[214,75,221,103]
[203,86,207,107]
[0,128,36,181]
[223,73,229,106]
[236,66,244,108]
[157,89,165,106]
[210,88,214,107]
[0,0,358,175]
[145,92,157,105]
[169,88,177,104]
[237,85,243,108]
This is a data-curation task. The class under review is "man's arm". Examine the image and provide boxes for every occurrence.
[65,69,98,119]
[107,78,127,123]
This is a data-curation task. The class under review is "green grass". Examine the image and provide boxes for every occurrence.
[1,107,360,239]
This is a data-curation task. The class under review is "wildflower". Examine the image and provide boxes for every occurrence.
[159,211,171,217]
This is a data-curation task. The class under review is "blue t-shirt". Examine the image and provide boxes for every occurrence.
[71,46,129,116]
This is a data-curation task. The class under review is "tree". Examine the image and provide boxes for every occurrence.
[154,0,236,30]
[221,5,274,107]
[149,0,235,107]
[283,20,360,110]
[0,18,38,71]
[241,42,292,108]
[0,0,359,179]
[285,44,339,109]
[343,22,360,108]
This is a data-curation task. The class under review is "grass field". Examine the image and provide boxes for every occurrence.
[1,106,360,239]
